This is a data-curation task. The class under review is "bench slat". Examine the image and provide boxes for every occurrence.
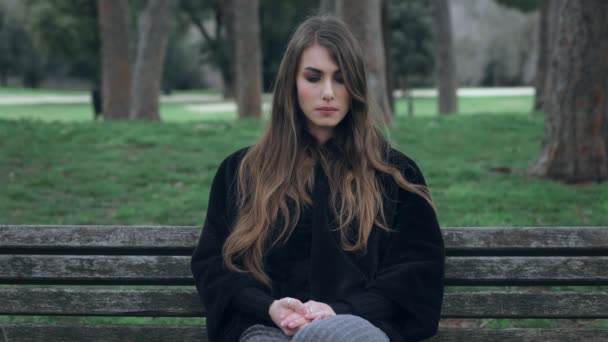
[430,328,608,342]
[0,324,208,342]
[447,256,608,285]
[0,255,190,285]
[0,288,203,316]
[443,227,608,255]
[2,255,606,285]
[1,324,607,342]
[2,226,608,255]
[0,225,200,255]
[2,289,607,318]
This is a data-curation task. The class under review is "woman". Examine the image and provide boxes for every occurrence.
[191,16,444,342]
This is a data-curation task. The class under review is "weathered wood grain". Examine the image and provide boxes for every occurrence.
[2,288,607,318]
[0,255,191,285]
[446,256,608,285]
[0,225,200,255]
[2,226,607,255]
[2,255,606,285]
[0,325,607,342]
[0,288,204,316]
[441,291,608,318]
[443,227,608,256]
[430,328,608,341]
[2,225,607,341]
[0,324,208,342]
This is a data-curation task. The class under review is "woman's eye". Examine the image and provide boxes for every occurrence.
[306,76,320,83]
[335,76,345,84]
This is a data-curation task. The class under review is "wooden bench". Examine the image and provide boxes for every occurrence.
[1,225,607,341]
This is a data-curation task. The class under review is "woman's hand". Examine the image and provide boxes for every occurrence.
[269,297,309,336]
[278,299,337,331]
[302,300,337,322]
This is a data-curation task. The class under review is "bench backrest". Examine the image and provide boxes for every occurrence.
[1,225,607,341]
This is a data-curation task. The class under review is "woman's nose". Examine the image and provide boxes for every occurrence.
[322,80,335,101]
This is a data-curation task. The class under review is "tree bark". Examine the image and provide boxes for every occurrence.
[531,0,608,183]
[431,0,458,115]
[533,0,549,111]
[382,0,394,115]
[320,0,336,15]
[233,0,262,118]
[338,0,393,123]
[535,0,562,112]
[219,0,236,99]
[97,0,131,120]
[130,0,176,121]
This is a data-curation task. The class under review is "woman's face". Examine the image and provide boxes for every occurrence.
[296,44,350,144]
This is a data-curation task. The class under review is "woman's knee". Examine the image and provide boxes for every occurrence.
[239,324,291,342]
[292,314,389,342]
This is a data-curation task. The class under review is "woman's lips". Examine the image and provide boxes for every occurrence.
[316,106,338,115]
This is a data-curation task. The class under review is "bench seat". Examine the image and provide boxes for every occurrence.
[1,225,607,341]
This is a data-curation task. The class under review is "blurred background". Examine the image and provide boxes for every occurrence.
[0,0,606,228]
[0,0,537,94]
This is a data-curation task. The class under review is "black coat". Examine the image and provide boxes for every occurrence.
[191,147,445,342]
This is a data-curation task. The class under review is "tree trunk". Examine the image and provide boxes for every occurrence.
[130,0,176,121]
[535,0,562,112]
[531,0,608,183]
[97,0,131,120]
[533,0,549,111]
[431,0,458,115]
[338,0,393,123]
[219,0,236,99]
[233,0,262,118]
[382,0,394,115]
[320,0,336,15]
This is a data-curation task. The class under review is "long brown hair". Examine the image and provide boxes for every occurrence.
[223,16,433,287]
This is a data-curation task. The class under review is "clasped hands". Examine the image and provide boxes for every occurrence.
[268,297,336,336]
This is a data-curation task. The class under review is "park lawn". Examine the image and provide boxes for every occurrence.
[394,95,534,117]
[1,112,606,226]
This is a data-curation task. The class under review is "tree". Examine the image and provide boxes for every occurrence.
[320,0,336,14]
[431,0,458,115]
[388,0,434,116]
[233,0,262,118]
[97,0,131,119]
[0,4,39,87]
[179,0,235,99]
[22,0,100,87]
[338,0,393,123]
[382,0,394,114]
[130,0,177,121]
[260,0,319,92]
[534,0,562,112]
[531,0,608,183]
[494,0,540,13]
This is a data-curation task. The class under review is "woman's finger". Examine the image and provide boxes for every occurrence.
[280,311,304,327]
[306,310,335,321]
[286,315,310,329]
[284,297,305,312]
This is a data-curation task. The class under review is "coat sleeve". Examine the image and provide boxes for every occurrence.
[190,150,274,341]
[340,156,445,341]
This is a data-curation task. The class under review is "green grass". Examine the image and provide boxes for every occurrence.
[3,108,605,226]
[394,95,534,117]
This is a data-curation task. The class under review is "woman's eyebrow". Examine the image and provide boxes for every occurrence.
[304,67,323,73]
[303,67,341,74]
